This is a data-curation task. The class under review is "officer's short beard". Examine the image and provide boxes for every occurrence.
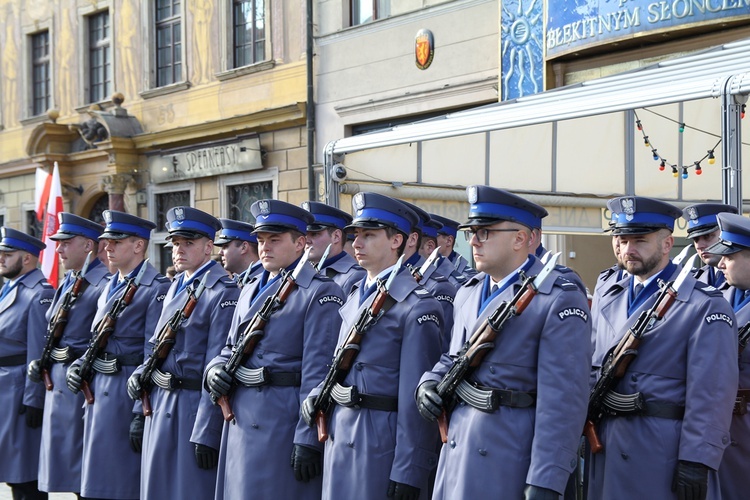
[0,257,23,280]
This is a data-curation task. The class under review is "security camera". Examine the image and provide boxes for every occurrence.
[330,164,347,182]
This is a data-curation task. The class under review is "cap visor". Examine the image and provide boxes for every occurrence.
[706,240,744,256]
[49,232,77,241]
[99,231,131,240]
[0,244,18,252]
[213,236,232,246]
[252,223,299,234]
[166,230,205,240]
[686,225,719,240]
[457,217,507,229]
[611,225,667,236]
[345,219,395,232]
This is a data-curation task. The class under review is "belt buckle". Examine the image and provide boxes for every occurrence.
[734,395,748,416]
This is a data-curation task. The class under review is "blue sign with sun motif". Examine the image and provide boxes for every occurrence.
[501,0,545,101]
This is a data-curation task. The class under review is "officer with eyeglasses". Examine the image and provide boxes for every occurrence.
[416,185,591,500]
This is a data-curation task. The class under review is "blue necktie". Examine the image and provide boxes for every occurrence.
[0,281,10,301]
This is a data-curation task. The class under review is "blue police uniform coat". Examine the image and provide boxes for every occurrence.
[445,251,475,286]
[320,251,366,298]
[693,264,725,288]
[590,265,626,386]
[0,269,54,484]
[134,261,238,500]
[415,257,456,353]
[718,287,750,499]
[208,262,343,500]
[76,262,170,499]
[587,269,738,500]
[421,257,591,498]
[309,267,443,499]
[38,260,110,492]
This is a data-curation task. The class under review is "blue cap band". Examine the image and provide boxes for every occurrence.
[168,219,216,237]
[420,224,439,239]
[108,221,152,240]
[2,236,41,256]
[688,214,718,230]
[254,213,308,234]
[438,226,457,238]
[613,211,676,230]
[469,202,542,229]
[219,228,256,242]
[720,230,750,249]
[312,213,348,229]
[58,222,102,241]
[355,207,411,235]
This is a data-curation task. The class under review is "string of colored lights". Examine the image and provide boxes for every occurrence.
[633,107,746,179]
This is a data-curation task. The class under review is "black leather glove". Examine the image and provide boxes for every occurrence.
[27,359,42,384]
[206,365,232,400]
[66,364,82,393]
[290,444,322,483]
[416,380,443,422]
[301,396,316,427]
[386,480,420,500]
[127,373,142,401]
[194,443,219,470]
[129,414,145,453]
[672,460,709,500]
[524,484,560,500]
[21,405,43,429]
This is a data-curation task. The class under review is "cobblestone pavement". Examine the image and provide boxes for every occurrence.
[0,483,75,499]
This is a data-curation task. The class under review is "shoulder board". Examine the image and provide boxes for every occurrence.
[219,276,238,287]
[311,272,334,282]
[414,288,432,297]
[598,267,617,280]
[155,276,171,284]
[430,273,449,283]
[694,282,723,297]
[554,276,580,291]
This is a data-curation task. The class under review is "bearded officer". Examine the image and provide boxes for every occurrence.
[586,196,737,500]
[205,199,344,500]
[682,203,738,288]
[66,211,171,500]
[0,228,54,500]
[416,186,590,500]
[27,214,111,496]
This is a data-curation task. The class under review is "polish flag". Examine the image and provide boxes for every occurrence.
[40,163,63,287]
[34,168,52,221]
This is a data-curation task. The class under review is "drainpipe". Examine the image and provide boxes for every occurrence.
[306,0,316,201]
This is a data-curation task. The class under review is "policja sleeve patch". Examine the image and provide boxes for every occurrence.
[556,307,588,323]
[704,312,733,327]
[318,295,344,306]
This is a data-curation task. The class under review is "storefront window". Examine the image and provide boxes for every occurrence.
[227,180,272,222]
[155,190,190,228]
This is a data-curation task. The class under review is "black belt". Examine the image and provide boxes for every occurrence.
[0,354,26,367]
[150,368,202,391]
[330,383,399,412]
[603,391,684,420]
[97,352,143,365]
[456,379,536,412]
[234,366,302,387]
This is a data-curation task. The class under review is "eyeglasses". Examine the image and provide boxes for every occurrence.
[464,228,519,243]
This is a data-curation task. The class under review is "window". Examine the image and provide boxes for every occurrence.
[233,0,265,68]
[88,11,111,103]
[25,210,44,240]
[155,0,182,87]
[351,0,389,26]
[155,190,190,228]
[227,180,273,221]
[31,31,51,116]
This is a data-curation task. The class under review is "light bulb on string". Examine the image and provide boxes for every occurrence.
[644,136,650,147]
[659,160,666,171]
[682,167,688,179]
[672,167,679,178]
[708,150,715,165]
[652,149,659,161]
[695,164,702,176]
[742,104,746,119]
[679,123,685,133]
[636,120,642,131]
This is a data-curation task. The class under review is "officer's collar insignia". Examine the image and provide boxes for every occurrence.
[174,207,185,221]
[301,202,310,211]
[103,211,112,224]
[621,198,636,221]
[467,186,478,204]
[687,207,698,221]
[353,193,365,211]
[258,200,270,215]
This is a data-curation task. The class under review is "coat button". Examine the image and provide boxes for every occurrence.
[570,459,577,468]
[103,391,108,396]
[257,353,263,359]
[347,441,354,448]
[722,436,729,445]
[251,423,259,429]
[489,365,496,374]
[630,374,637,382]
[478,449,487,456]
[450,440,456,449]
[620,452,629,460]
[166,413,171,418]
[355,363,363,371]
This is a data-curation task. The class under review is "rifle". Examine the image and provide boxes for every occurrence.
[315,244,332,273]
[584,254,698,453]
[411,247,441,284]
[78,260,149,404]
[40,252,92,391]
[311,256,403,442]
[216,248,311,423]
[739,321,750,355]
[138,272,210,416]
[433,253,560,443]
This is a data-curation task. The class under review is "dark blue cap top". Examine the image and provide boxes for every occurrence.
[707,212,750,255]
[461,185,547,230]
[608,196,682,235]
[165,206,222,240]
[301,201,353,231]
[0,227,45,256]
[215,218,257,245]
[397,200,442,238]
[50,213,104,241]
[251,199,314,234]
[100,210,157,240]
[430,213,459,238]
[682,203,738,239]
[346,192,419,236]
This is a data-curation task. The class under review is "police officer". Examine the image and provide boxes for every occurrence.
[302,201,365,297]
[0,228,54,500]
[205,199,344,500]
[66,211,171,500]
[27,214,111,496]
[126,207,238,499]
[429,213,476,286]
[302,192,444,500]
[587,196,737,500]
[214,218,261,284]
[703,212,750,498]
[416,186,590,500]
[682,203,738,288]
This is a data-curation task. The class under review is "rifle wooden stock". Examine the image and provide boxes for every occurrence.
[219,272,300,422]
[585,285,678,453]
[312,283,392,442]
[434,277,540,443]
[40,272,88,391]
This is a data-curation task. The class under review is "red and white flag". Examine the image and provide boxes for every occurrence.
[34,168,52,221]
[40,163,63,287]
